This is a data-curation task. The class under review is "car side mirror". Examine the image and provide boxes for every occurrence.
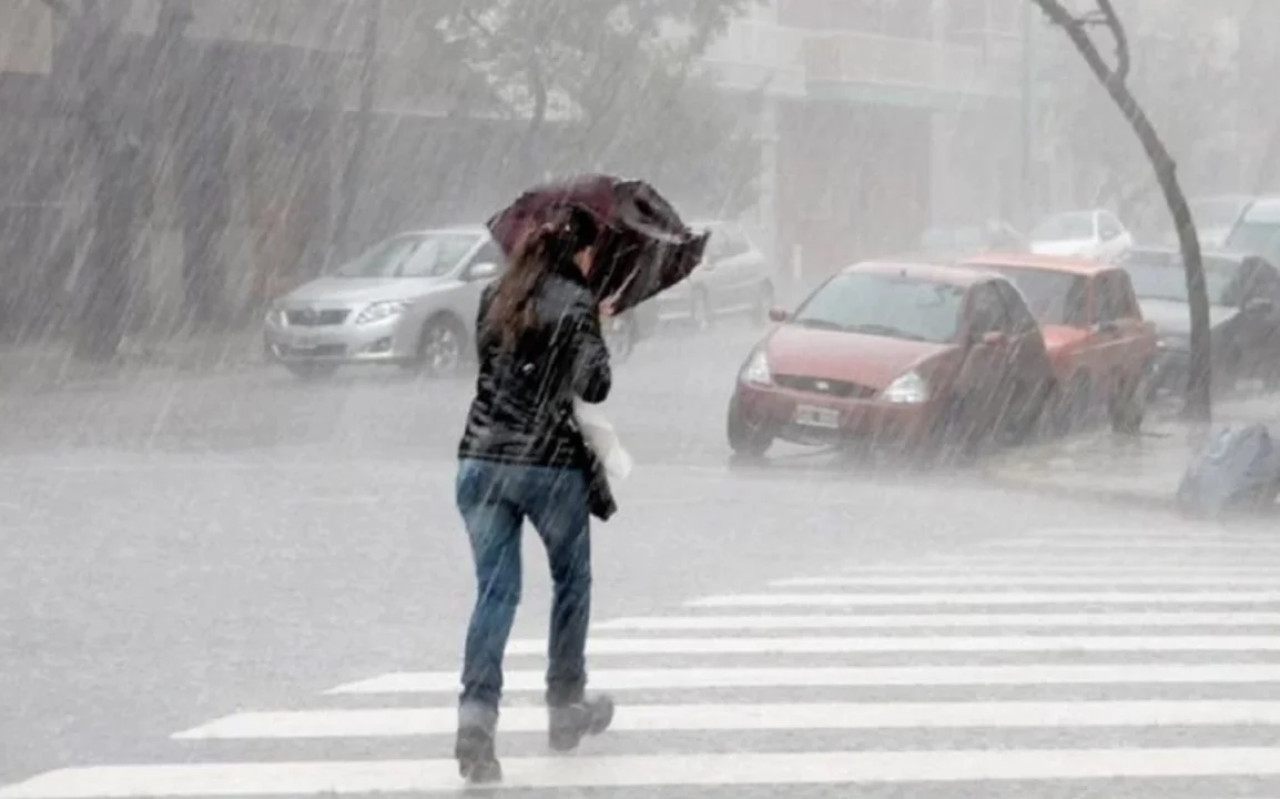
[1246,297,1275,315]
[467,261,500,281]
[980,330,1008,347]
[1097,320,1120,335]
[768,308,790,323]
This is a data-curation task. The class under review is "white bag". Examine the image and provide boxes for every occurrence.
[572,399,633,482]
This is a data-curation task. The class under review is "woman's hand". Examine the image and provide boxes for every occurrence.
[598,297,619,319]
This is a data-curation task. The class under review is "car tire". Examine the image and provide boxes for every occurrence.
[691,289,713,332]
[726,394,773,458]
[751,282,775,327]
[412,315,467,378]
[285,362,339,381]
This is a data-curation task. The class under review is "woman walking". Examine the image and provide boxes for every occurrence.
[454,204,616,784]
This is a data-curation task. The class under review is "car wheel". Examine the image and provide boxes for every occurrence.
[284,362,339,381]
[751,282,775,327]
[1108,371,1145,434]
[726,394,773,458]
[414,316,466,378]
[691,289,713,332]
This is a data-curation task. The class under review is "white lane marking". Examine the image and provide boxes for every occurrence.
[174,700,1280,740]
[774,576,1280,587]
[7,748,1280,796]
[987,540,1280,550]
[595,612,1280,631]
[504,635,1280,655]
[835,564,1280,574]
[328,663,1280,695]
[686,591,1280,607]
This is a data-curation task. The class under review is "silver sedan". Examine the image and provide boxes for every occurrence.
[263,227,504,379]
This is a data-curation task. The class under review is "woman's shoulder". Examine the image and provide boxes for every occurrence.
[541,272,595,314]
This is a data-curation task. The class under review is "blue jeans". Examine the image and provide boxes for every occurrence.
[456,458,593,728]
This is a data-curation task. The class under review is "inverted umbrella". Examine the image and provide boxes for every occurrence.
[487,174,710,314]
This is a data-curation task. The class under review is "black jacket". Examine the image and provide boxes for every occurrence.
[458,262,612,467]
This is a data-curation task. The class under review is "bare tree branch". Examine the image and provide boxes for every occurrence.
[1095,0,1131,82]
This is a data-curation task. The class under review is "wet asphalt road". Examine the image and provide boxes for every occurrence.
[2,319,1279,797]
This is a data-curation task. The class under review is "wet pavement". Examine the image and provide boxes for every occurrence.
[3,321,1280,797]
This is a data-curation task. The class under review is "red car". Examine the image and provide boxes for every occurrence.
[959,254,1157,432]
[727,261,1056,459]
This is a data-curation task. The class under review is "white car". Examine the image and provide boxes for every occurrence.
[1029,209,1132,261]
[652,220,775,330]
[263,227,504,380]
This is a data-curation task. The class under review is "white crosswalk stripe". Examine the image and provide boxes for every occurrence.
[5,526,1280,797]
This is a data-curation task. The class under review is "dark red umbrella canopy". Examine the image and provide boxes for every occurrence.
[487,174,710,314]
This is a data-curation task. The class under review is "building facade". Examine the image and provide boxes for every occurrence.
[700,0,1028,285]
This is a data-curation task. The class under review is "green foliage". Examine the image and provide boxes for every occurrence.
[438,0,763,211]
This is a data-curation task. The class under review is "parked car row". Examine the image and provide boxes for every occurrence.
[262,219,777,380]
[726,252,1159,461]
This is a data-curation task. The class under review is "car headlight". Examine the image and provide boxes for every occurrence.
[265,307,287,327]
[740,349,773,387]
[356,300,409,325]
[882,370,929,404]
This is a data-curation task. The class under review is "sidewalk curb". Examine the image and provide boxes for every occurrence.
[982,462,1175,513]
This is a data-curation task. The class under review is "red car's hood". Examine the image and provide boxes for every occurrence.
[766,324,953,389]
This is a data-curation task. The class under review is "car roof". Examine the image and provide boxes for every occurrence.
[1240,196,1280,222]
[960,252,1111,277]
[1120,245,1250,266]
[841,259,995,288]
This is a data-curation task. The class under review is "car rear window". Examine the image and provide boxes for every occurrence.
[792,272,964,344]
[1122,255,1242,307]
[971,265,1086,326]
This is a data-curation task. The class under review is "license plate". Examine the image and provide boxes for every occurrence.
[294,336,318,349]
[794,405,840,429]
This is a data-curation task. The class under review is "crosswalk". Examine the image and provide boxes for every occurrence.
[6,525,1280,797]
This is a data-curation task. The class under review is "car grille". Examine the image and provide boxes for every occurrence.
[286,309,350,327]
[775,374,878,399]
[278,343,347,358]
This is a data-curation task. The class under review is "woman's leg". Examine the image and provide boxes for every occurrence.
[455,460,523,780]
[525,466,612,750]
[525,467,592,706]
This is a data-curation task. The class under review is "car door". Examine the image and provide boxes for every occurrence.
[450,237,507,327]
[1086,270,1143,397]
[993,279,1052,391]
[954,282,1017,425]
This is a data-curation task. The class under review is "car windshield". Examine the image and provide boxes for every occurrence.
[334,233,479,278]
[1225,220,1280,264]
[972,265,1086,325]
[1032,212,1094,241]
[792,271,964,344]
[1121,254,1240,307]
[1190,198,1248,229]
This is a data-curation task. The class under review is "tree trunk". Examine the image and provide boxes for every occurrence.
[332,0,380,262]
[1030,0,1211,420]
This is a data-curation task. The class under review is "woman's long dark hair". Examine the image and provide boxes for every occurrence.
[488,204,601,350]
